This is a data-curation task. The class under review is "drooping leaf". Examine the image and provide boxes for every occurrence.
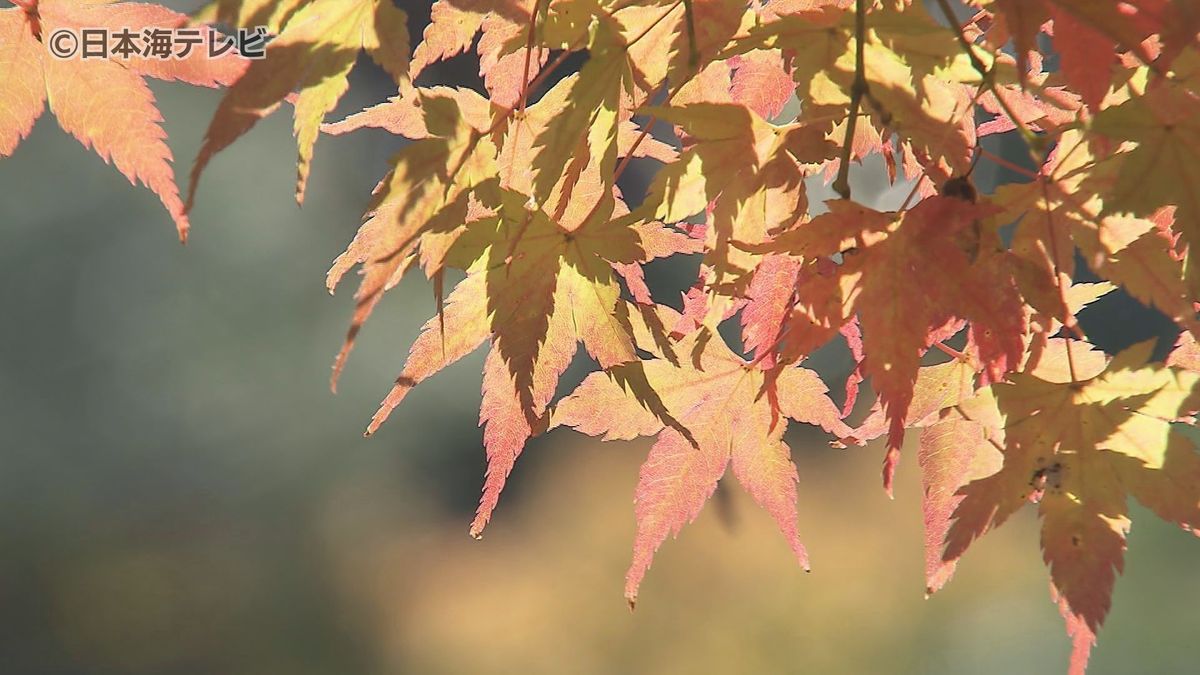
[940,341,1200,673]
[1093,84,1200,296]
[0,0,246,240]
[760,196,1025,493]
[553,331,852,606]
[188,0,409,206]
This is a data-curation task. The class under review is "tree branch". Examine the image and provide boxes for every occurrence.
[833,0,867,200]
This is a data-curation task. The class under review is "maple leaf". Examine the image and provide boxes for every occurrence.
[846,338,1105,593]
[552,331,852,606]
[527,16,625,207]
[1093,83,1200,297]
[1167,329,1200,372]
[728,50,794,120]
[726,4,851,104]
[197,0,307,32]
[323,67,673,386]
[187,0,409,207]
[359,184,678,536]
[408,0,555,109]
[973,0,1188,111]
[639,101,835,327]
[324,92,498,384]
[322,84,496,140]
[741,254,803,369]
[409,0,488,78]
[14,0,1200,671]
[0,0,245,241]
[855,5,985,178]
[937,340,1200,673]
[992,129,1196,332]
[758,196,1025,493]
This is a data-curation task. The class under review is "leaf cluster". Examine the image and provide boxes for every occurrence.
[3,1,1200,671]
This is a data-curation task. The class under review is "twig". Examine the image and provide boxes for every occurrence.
[833,0,867,200]
[977,146,1039,180]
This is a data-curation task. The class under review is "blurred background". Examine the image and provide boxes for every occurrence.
[0,1,1197,673]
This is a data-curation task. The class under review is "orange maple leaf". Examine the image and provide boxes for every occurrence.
[0,0,245,241]
[760,196,1026,494]
[553,329,852,607]
[975,0,1197,111]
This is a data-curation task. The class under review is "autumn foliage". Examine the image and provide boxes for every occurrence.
[4,0,1200,671]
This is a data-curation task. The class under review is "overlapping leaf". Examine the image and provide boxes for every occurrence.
[553,330,851,605]
[933,341,1200,673]
[24,0,1199,672]
[758,196,1026,492]
[188,0,409,206]
[971,0,1197,110]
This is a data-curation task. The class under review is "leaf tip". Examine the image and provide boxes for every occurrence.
[882,445,900,499]
[331,349,350,393]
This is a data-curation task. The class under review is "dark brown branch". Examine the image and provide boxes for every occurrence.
[833,0,867,200]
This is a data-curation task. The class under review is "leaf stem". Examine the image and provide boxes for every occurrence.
[1038,181,1085,382]
[612,76,688,195]
[976,146,1039,181]
[932,341,968,362]
[933,0,1045,166]
[682,0,699,69]
[517,0,547,117]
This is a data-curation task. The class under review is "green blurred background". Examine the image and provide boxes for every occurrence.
[0,1,1197,673]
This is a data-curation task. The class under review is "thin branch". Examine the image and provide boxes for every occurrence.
[934,0,987,77]
[896,175,929,212]
[977,146,1039,181]
[833,0,867,200]
[609,75,689,202]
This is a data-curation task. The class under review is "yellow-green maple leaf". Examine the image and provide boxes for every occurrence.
[362,187,676,536]
[1093,84,1200,297]
[326,93,498,386]
[188,0,409,207]
[943,341,1200,674]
